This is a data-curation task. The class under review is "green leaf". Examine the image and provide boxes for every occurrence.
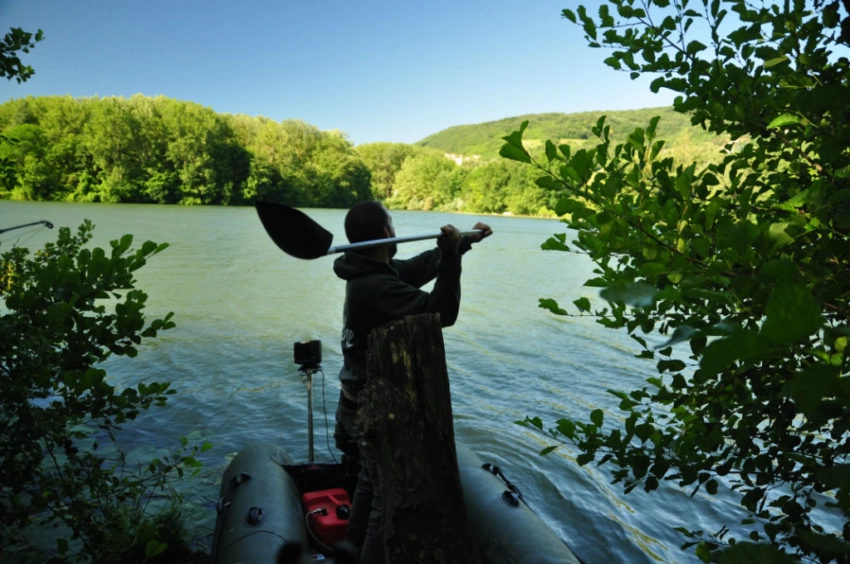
[767,222,794,248]
[112,233,134,254]
[57,537,70,555]
[523,416,543,430]
[600,281,657,308]
[686,40,707,55]
[658,325,697,348]
[577,453,594,466]
[545,139,558,162]
[767,113,802,129]
[499,142,531,164]
[796,529,850,560]
[556,418,576,438]
[145,540,168,559]
[555,197,589,218]
[761,281,822,344]
[699,329,759,375]
[541,233,570,252]
[539,298,568,315]
[657,359,686,373]
[499,122,531,163]
[785,364,839,416]
[763,55,789,68]
[573,297,591,312]
[535,175,563,191]
[590,409,604,427]
[610,390,638,410]
[834,163,850,179]
[718,542,799,564]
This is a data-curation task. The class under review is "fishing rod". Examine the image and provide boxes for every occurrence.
[0,220,54,235]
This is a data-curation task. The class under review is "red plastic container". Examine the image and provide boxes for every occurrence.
[301,488,351,547]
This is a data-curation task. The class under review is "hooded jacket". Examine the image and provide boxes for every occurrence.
[333,247,463,395]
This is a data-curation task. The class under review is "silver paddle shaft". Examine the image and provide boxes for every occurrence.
[327,230,483,255]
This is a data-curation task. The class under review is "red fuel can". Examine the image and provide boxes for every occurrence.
[301,488,351,547]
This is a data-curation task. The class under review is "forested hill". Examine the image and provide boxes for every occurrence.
[416,106,726,162]
[0,95,374,208]
[0,95,726,216]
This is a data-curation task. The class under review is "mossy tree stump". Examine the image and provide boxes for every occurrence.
[358,313,480,564]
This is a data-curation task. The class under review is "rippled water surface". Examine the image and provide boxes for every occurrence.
[3,201,744,562]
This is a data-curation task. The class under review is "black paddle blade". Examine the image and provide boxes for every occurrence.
[255,201,334,259]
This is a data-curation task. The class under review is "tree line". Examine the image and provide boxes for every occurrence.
[0,95,371,207]
[0,95,561,215]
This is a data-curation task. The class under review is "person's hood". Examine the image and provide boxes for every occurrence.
[333,252,396,281]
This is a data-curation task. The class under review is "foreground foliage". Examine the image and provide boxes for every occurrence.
[505,0,849,561]
[0,222,207,562]
[1,26,43,84]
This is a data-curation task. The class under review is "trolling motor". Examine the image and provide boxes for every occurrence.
[294,340,322,462]
[293,339,354,553]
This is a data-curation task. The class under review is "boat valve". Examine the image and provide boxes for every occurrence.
[230,472,252,489]
[247,506,265,525]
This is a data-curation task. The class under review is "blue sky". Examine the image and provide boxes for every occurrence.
[1,0,674,145]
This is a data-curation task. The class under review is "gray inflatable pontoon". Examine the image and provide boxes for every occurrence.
[211,441,582,564]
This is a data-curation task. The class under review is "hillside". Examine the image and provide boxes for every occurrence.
[416,106,728,164]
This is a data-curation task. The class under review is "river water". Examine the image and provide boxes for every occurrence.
[2,200,743,562]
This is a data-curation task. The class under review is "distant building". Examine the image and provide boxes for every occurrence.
[444,153,480,165]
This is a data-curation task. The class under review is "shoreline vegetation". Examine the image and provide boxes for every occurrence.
[0,95,727,218]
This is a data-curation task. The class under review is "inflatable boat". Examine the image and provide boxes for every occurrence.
[211,345,582,563]
[211,440,582,563]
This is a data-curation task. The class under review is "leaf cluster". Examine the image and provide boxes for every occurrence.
[508,0,850,561]
[0,27,44,84]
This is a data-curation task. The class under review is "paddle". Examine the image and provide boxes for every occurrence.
[255,201,482,260]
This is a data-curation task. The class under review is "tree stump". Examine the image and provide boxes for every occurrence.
[357,313,480,564]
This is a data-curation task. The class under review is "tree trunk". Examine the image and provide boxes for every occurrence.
[358,313,480,564]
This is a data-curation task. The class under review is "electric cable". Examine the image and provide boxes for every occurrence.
[318,367,339,463]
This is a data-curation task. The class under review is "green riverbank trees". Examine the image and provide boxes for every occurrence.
[1,95,721,217]
[0,94,562,215]
[0,92,737,216]
[506,0,849,561]
[0,95,372,207]
[0,94,556,214]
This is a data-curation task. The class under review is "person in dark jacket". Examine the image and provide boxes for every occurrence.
[333,200,491,563]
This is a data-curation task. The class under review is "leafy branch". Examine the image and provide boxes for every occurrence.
[505,1,850,561]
